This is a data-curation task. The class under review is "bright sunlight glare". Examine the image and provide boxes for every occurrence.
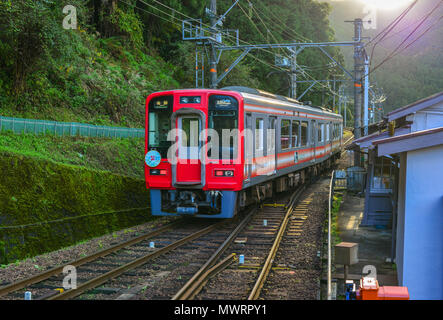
[359,0,415,11]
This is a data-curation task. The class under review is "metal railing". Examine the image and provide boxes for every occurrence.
[327,170,335,300]
[0,116,144,139]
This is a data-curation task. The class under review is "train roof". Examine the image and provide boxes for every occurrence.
[222,86,341,119]
[149,87,342,120]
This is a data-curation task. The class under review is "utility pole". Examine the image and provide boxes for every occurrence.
[363,56,370,136]
[184,7,372,107]
[209,0,218,88]
[351,18,364,166]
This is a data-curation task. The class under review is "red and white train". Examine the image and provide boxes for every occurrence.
[145,87,343,218]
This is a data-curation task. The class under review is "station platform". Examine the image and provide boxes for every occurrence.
[334,193,398,288]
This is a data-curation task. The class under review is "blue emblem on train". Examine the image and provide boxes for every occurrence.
[145,150,161,167]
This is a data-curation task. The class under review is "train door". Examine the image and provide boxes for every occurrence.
[245,113,252,181]
[268,116,277,175]
[176,115,202,185]
[311,120,316,162]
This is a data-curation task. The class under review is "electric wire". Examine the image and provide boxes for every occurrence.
[369,0,442,76]
[120,0,345,99]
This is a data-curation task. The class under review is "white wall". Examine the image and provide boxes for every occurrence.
[400,145,443,299]
[408,101,443,132]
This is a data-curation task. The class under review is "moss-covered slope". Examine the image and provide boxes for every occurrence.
[0,150,150,263]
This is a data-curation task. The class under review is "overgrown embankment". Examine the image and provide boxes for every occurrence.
[0,131,145,179]
[0,150,150,263]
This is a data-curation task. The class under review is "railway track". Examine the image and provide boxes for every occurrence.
[171,184,307,300]
[1,172,343,301]
[173,173,336,300]
[0,218,229,300]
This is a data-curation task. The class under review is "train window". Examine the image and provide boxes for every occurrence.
[281,119,291,150]
[255,118,264,152]
[301,121,308,146]
[179,117,200,160]
[208,95,238,160]
[317,123,323,143]
[292,120,299,147]
[326,124,330,141]
[148,95,173,158]
[268,117,276,155]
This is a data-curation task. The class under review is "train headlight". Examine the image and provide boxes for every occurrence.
[180,96,201,104]
[214,170,234,177]
[150,169,167,175]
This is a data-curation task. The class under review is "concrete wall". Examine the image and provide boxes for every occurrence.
[398,145,443,299]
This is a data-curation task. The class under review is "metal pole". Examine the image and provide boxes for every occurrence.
[353,18,364,166]
[363,56,369,136]
[209,0,218,89]
[291,49,297,99]
[333,75,336,110]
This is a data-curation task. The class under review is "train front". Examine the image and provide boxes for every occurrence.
[145,90,244,218]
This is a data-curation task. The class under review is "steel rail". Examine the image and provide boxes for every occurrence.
[172,208,257,300]
[0,220,182,297]
[176,253,238,301]
[48,221,226,300]
[248,186,305,300]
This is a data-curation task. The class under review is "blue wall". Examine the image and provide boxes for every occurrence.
[399,145,443,299]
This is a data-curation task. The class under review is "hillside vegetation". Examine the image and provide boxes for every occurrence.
[0,0,344,126]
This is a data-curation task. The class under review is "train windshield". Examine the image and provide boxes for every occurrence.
[208,95,238,160]
[148,95,173,158]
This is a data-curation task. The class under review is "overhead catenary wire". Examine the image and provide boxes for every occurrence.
[249,0,313,43]
[369,0,442,76]
[119,0,287,74]
[121,0,345,100]
[365,0,418,49]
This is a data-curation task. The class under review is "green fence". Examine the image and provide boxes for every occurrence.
[0,116,145,138]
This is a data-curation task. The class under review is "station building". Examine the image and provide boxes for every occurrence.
[349,91,443,300]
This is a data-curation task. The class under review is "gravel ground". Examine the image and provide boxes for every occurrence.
[261,177,330,300]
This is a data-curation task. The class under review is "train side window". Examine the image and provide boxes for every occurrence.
[317,123,322,143]
[301,121,308,146]
[292,120,299,148]
[326,123,330,141]
[281,119,291,150]
[255,118,264,152]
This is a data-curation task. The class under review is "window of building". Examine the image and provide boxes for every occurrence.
[372,157,394,191]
